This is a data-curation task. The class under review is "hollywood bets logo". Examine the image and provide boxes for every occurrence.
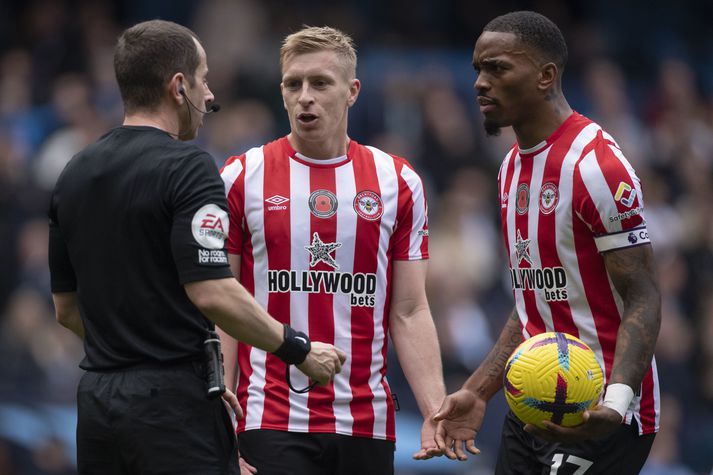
[267,232,377,307]
[510,230,568,302]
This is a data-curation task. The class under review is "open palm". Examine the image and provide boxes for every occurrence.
[433,389,485,460]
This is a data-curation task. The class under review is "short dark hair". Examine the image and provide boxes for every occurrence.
[114,20,201,113]
[484,11,567,70]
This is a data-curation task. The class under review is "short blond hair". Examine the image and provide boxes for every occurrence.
[280,26,357,78]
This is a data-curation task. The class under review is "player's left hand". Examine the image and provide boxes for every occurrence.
[524,405,622,443]
[413,413,444,460]
[221,388,244,421]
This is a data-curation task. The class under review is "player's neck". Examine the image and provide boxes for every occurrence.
[514,96,572,150]
[288,133,350,160]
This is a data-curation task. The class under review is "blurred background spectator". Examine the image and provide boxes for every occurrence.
[1,0,712,473]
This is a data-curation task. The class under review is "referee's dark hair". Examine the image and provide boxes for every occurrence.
[114,20,201,114]
[484,11,568,72]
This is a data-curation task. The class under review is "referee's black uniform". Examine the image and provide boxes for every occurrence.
[49,125,238,474]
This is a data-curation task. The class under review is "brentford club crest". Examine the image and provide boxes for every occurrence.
[539,182,559,215]
[516,183,530,215]
[353,190,383,221]
[309,189,338,218]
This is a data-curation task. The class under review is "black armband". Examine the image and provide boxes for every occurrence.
[273,324,310,365]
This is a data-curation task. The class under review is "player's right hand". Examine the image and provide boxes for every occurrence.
[433,389,484,461]
[524,404,623,443]
[296,342,347,386]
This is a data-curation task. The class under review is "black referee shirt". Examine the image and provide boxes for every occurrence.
[48,126,233,370]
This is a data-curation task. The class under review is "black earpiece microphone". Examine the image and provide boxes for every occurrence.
[178,86,221,114]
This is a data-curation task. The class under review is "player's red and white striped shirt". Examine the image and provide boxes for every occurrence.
[221,137,428,441]
[498,112,660,434]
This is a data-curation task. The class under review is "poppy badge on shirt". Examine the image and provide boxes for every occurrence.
[516,183,530,215]
[309,189,338,218]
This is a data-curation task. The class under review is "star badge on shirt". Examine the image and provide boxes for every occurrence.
[305,232,342,270]
[515,229,533,266]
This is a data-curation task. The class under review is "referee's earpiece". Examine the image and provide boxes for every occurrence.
[177,84,185,96]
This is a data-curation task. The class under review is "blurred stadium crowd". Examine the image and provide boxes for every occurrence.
[1,0,712,473]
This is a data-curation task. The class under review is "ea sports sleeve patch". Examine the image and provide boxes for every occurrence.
[191,203,229,266]
[191,203,229,247]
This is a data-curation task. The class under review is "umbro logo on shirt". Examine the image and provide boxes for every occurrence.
[265,195,289,211]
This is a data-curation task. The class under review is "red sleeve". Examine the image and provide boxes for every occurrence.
[220,154,247,255]
[390,156,429,260]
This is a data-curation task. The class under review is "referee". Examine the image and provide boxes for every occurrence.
[48,20,345,475]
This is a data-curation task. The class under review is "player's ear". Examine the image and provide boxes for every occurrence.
[347,78,361,107]
[280,83,288,110]
[537,63,557,93]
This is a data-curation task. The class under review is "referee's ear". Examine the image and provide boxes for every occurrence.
[169,73,186,104]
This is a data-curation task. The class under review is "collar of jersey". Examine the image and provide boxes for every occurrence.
[517,111,579,158]
[283,136,355,168]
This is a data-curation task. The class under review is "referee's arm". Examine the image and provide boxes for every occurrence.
[186,276,346,387]
[216,253,243,392]
[49,197,85,341]
[53,292,85,340]
[185,277,283,353]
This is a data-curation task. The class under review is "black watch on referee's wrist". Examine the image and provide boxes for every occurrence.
[273,324,311,365]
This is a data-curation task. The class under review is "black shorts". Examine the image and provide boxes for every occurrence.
[76,362,238,475]
[495,410,655,475]
[238,429,395,475]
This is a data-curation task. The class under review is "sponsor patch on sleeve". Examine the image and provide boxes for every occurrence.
[191,204,229,249]
[594,226,650,253]
[196,249,229,266]
[609,206,644,223]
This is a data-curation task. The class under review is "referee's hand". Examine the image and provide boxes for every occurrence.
[297,342,347,386]
[221,388,243,422]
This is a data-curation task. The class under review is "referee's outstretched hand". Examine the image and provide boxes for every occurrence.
[433,389,483,461]
[297,342,347,386]
[523,405,623,443]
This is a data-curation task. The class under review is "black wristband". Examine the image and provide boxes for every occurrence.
[273,324,311,365]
